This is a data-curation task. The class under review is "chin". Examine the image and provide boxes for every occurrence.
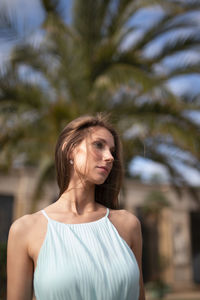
[91,176,107,185]
[95,181,106,185]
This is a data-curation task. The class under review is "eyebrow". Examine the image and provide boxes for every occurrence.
[94,138,115,152]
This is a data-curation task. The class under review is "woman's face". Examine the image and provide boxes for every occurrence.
[71,126,115,185]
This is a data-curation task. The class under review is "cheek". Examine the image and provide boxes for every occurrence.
[90,148,102,160]
[73,147,102,174]
[74,150,87,169]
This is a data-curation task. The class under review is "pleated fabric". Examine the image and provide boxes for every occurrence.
[33,208,140,300]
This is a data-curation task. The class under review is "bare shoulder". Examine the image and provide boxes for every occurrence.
[124,209,141,229]
[109,209,142,250]
[111,208,141,229]
[8,211,44,241]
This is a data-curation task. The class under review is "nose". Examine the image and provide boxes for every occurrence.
[104,149,114,163]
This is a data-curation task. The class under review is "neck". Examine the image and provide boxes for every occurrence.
[57,180,97,215]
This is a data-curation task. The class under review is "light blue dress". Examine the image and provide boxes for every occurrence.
[33,207,140,300]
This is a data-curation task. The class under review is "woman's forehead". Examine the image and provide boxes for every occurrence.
[87,126,115,145]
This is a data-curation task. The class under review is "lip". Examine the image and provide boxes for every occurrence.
[97,166,110,174]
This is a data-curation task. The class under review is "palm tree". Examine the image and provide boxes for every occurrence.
[1,0,200,210]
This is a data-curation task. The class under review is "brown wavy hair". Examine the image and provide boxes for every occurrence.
[55,113,123,209]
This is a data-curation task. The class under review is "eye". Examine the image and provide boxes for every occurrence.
[93,141,104,149]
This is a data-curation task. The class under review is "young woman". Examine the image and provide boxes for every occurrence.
[7,114,145,300]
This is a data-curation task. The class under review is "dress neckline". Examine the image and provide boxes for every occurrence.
[41,207,109,226]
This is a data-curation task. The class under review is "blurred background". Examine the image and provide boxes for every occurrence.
[0,0,200,299]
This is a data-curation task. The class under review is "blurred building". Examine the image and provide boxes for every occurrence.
[1,169,200,292]
[124,179,200,292]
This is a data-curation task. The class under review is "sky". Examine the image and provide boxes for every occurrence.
[130,154,200,187]
[1,0,200,185]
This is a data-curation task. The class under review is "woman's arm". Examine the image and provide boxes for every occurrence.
[130,214,146,300]
[7,216,34,300]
